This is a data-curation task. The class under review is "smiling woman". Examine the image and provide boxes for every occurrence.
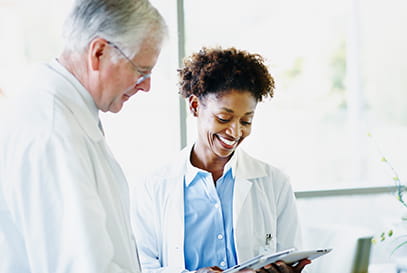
[131,46,309,273]
[177,47,275,180]
[189,90,257,180]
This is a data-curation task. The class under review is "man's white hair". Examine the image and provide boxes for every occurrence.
[62,0,167,58]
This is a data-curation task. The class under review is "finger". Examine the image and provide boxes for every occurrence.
[255,267,269,273]
[239,268,257,273]
[293,259,311,273]
[274,262,290,273]
[260,263,279,273]
[262,263,274,272]
[196,266,224,273]
[210,266,223,272]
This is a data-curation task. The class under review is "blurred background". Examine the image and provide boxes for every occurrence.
[1,0,406,272]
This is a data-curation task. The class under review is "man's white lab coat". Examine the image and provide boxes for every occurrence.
[0,60,140,273]
[132,145,303,273]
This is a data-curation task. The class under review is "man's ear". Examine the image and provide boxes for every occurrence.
[88,38,108,71]
[188,95,199,117]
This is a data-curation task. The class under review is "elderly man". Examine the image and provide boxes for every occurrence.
[0,0,167,272]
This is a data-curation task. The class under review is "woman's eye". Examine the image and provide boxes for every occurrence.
[241,121,252,126]
[217,117,230,123]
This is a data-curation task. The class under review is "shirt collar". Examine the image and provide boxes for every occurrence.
[184,144,238,187]
[47,59,103,141]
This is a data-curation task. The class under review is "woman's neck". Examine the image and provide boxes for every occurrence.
[190,144,231,182]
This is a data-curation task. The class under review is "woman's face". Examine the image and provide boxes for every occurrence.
[192,89,257,160]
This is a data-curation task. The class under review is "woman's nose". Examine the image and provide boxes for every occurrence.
[227,121,243,138]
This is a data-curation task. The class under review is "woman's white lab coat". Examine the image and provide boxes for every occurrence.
[0,60,140,273]
[132,145,303,273]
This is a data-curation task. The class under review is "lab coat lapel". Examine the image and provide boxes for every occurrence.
[233,178,253,228]
[232,149,267,228]
[164,148,190,268]
[232,149,269,262]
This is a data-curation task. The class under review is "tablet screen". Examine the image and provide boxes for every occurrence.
[223,248,332,273]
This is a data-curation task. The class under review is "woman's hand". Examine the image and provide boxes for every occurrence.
[255,259,311,273]
[196,266,224,273]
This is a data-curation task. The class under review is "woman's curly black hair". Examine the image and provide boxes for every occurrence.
[178,47,275,102]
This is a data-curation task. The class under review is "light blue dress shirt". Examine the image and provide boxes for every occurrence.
[183,155,238,271]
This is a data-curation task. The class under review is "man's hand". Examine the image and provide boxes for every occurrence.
[255,259,311,273]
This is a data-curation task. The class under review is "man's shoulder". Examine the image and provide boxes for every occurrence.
[8,90,78,133]
[1,95,88,159]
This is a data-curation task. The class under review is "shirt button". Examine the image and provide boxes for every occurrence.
[215,203,220,208]
[217,234,223,240]
[220,261,226,267]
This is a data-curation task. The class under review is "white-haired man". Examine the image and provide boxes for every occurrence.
[0,0,167,272]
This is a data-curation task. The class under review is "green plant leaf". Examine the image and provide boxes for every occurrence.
[380,232,386,241]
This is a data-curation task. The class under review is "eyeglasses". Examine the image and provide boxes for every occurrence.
[106,41,151,85]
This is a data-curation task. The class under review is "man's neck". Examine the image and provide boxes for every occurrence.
[58,51,90,91]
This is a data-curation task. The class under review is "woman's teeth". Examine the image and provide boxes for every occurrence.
[218,136,236,146]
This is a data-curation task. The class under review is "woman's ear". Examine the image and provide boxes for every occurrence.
[188,95,199,117]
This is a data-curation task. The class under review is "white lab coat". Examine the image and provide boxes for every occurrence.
[132,145,303,273]
[0,60,140,273]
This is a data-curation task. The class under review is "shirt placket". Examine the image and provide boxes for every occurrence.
[204,175,229,269]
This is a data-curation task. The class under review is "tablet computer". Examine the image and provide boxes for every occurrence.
[223,248,332,273]
[280,248,332,265]
[223,248,295,273]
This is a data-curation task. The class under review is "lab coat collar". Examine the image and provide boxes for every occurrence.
[47,59,103,142]
[225,151,237,179]
[184,148,206,187]
[234,148,268,180]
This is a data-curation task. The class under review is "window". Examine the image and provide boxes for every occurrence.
[2,0,405,191]
[183,0,407,191]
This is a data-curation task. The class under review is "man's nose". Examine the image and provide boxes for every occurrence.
[136,76,151,92]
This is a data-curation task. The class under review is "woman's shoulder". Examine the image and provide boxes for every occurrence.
[236,149,291,189]
[236,149,287,176]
